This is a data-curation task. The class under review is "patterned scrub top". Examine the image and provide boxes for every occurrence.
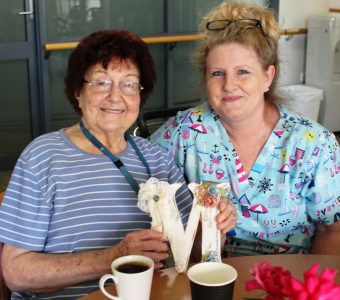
[150,103,340,256]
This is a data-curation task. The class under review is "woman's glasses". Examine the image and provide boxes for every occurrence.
[83,79,144,95]
[206,18,264,34]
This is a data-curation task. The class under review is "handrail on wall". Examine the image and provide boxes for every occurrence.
[44,28,307,52]
[44,34,202,51]
[330,7,340,13]
[280,28,307,35]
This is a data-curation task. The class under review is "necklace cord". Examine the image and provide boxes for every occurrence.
[79,120,151,194]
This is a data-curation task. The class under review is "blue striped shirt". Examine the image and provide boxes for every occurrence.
[0,129,192,299]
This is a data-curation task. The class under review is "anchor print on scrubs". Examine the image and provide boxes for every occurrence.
[210,144,223,178]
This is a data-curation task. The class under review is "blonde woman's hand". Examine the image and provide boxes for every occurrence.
[216,198,237,235]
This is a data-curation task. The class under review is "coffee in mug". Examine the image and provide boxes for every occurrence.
[116,262,149,274]
[99,255,154,300]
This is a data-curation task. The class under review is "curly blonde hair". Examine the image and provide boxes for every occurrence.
[193,1,281,101]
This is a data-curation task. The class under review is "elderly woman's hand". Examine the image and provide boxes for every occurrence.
[117,229,169,269]
[216,199,237,235]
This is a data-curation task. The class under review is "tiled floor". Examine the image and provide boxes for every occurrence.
[1,133,340,192]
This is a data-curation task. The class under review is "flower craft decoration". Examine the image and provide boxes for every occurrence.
[189,181,230,263]
[194,181,229,208]
[245,261,340,300]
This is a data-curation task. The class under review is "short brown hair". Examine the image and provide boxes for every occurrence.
[64,29,156,115]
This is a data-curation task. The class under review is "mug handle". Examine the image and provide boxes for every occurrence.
[99,274,121,300]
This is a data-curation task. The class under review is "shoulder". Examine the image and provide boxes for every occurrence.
[26,130,64,147]
[21,130,66,157]
[172,103,217,124]
[279,105,337,145]
[130,135,172,158]
[129,136,185,178]
[16,129,81,173]
[150,103,219,140]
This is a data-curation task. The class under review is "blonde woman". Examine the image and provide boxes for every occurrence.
[152,1,340,256]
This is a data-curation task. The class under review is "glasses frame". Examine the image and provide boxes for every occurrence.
[83,79,144,95]
[206,18,264,33]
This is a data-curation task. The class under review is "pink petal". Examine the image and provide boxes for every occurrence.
[318,281,337,293]
[326,286,340,298]
[288,290,309,300]
[290,277,305,292]
[297,291,309,300]
[305,275,319,294]
[318,286,340,300]
[245,279,264,291]
[304,263,320,280]
[319,268,337,282]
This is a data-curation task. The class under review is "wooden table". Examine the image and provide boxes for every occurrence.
[80,254,340,300]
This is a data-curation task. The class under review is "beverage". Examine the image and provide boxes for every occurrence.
[100,255,154,300]
[116,262,149,274]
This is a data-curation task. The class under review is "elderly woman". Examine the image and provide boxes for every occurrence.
[151,2,340,256]
[0,29,236,299]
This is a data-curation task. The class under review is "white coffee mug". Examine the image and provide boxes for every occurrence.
[99,255,154,300]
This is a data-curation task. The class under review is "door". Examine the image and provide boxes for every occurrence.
[0,0,40,170]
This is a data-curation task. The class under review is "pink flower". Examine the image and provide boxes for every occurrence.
[246,262,292,300]
[245,262,340,300]
[202,195,217,208]
[283,263,340,300]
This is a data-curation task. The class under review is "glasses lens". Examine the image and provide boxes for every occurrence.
[238,19,260,28]
[207,19,261,31]
[86,80,142,95]
[207,20,231,30]
[120,82,141,95]
[94,80,112,91]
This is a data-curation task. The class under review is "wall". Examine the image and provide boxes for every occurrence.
[330,0,340,7]
[277,0,329,86]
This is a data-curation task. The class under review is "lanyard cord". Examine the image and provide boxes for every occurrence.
[79,120,151,194]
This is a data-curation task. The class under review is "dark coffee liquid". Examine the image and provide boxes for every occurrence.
[117,262,149,274]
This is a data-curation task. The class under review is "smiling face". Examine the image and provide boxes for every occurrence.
[76,58,141,136]
[205,42,275,126]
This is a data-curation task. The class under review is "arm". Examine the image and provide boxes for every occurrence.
[2,229,168,293]
[310,221,340,255]
[304,131,340,255]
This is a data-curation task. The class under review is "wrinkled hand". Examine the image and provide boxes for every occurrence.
[216,198,237,235]
[117,229,168,269]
